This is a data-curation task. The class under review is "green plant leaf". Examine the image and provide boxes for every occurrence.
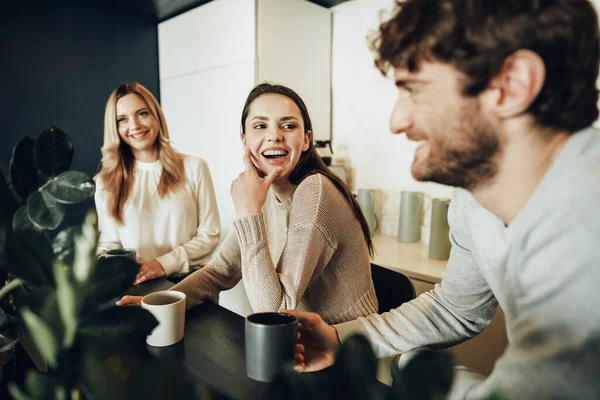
[9,136,39,199]
[0,166,18,213]
[390,349,454,400]
[20,306,59,368]
[54,261,78,347]
[0,217,10,265]
[0,333,20,353]
[333,334,379,399]
[8,383,35,400]
[0,278,25,301]
[0,310,22,353]
[52,226,77,265]
[70,211,99,286]
[12,205,44,232]
[5,230,55,287]
[43,171,95,204]
[84,257,139,306]
[24,369,58,400]
[34,127,74,177]
[18,289,65,346]
[79,306,158,339]
[26,190,65,230]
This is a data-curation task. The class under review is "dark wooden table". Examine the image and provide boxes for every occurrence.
[127,279,391,400]
[126,279,268,399]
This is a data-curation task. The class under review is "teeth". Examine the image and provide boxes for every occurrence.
[262,149,287,156]
[130,131,147,138]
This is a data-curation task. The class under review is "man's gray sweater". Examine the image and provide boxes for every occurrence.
[336,127,600,399]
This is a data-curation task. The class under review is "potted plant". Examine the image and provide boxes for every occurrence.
[0,127,198,399]
[0,125,95,384]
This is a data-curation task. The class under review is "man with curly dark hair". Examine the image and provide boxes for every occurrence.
[284,1,600,398]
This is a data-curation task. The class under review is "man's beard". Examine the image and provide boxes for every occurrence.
[411,102,500,191]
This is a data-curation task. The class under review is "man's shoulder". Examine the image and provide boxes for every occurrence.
[520,128,600,233]
[543,128,600,196]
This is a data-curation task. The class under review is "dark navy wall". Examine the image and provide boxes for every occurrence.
[0,0,159,224]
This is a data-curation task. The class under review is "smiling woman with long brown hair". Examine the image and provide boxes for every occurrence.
[118,82,378,324]
[95,82,221,284]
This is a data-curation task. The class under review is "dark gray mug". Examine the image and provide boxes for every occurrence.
[99,248,136,261]
[245,312,298,382]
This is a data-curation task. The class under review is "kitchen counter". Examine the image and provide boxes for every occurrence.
[371,235,447,284]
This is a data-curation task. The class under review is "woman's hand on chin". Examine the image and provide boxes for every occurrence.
[231,147,282,219]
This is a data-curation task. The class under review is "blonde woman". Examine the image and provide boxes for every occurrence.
[95,82,220,284]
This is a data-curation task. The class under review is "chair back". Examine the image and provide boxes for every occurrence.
[371,263,416,314]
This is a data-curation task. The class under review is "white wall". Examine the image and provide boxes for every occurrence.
[331,0,453,239]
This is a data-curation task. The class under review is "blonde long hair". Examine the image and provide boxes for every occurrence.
[96,82,184,224]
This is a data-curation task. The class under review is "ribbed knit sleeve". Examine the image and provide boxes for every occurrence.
[171,229,242,309]
[234,209,337,313]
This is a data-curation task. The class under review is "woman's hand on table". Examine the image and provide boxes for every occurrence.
[97,249,107,259]
[116,295,142,306]
[230,147,282,219]
[281,309,340,372]
[134,260,166,285]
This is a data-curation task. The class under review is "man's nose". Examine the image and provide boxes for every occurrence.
[389,97,413,135]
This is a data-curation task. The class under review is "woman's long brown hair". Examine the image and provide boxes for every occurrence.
[95,83,184,224]
[241,83,374,257]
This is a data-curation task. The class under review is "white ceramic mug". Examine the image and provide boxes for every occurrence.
[141,291,186,347]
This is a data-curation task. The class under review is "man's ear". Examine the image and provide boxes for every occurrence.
[303,130,312,151]
[486,49,546,119]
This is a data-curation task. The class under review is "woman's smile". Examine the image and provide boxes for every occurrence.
[261,148,289,166]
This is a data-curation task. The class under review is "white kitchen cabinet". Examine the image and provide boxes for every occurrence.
[256,0,332,144]
[158,0,256,80]
[158,0,332,316]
